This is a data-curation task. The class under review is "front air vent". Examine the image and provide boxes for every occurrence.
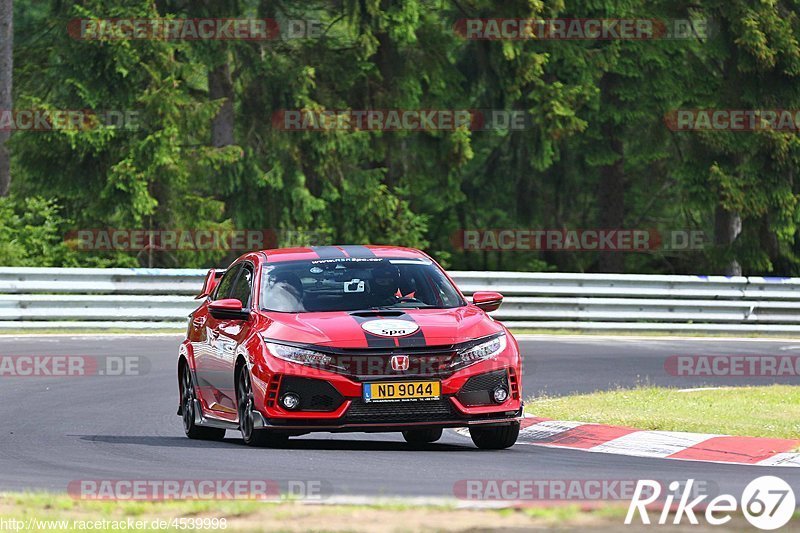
[278,377,344,412]
[456,369,509,406]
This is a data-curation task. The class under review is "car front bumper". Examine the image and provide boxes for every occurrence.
[250,404,524,433]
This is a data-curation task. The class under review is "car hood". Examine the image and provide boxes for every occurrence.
[259,306,503,349]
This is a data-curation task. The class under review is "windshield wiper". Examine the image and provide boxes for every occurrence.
[367,303,436,310]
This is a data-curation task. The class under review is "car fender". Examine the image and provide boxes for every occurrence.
[177,341,197,406]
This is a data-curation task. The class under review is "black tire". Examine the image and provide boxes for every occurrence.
[469,422,520,450]
[236,367,289,448]
[402,427,443,445]
[180,364,226,441]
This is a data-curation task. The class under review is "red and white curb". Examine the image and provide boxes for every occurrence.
[458,417,800,467]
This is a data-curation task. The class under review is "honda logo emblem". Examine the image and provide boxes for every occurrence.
[391,355,410,371]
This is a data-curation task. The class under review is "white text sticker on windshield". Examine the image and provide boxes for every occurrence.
[344,279,365,293]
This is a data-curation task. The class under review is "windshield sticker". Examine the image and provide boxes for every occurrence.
[343,279,366,293]
[310,257,384,264]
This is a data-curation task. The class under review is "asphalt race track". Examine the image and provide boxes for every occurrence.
[1,334,798,500]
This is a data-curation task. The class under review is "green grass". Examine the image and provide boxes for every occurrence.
[526,385,800,439]
[0,492,637,532]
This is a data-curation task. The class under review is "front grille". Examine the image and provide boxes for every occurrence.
[329,353,455,380]
[279,377,344,412]
[457,369,509,406]
[343,398,457,424]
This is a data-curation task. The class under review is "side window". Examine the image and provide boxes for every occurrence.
[212,264,241,300]
[229,265,253,307]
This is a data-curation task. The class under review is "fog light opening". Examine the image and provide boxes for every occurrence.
[281,393,300,410]
[492,387,509,403]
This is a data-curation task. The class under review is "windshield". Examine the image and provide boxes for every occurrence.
[260,257,465,313]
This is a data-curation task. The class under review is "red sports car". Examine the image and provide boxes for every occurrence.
[177,245,523,449]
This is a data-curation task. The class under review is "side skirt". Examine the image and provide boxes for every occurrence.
[193,399,239,430]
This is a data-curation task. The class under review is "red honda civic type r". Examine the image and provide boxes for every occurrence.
[177,245,523,449]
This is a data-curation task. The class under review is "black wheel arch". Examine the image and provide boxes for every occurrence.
[177,356,188,416]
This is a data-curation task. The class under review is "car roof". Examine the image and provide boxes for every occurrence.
[259,245,429,263]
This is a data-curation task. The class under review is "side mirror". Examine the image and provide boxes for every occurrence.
[472,291,503,312]
[209,298,250,321]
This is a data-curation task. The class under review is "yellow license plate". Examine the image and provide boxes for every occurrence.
[363,381,440,403]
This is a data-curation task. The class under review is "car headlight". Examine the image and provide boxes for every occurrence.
[450,333,507,370]
[264,341,334,367]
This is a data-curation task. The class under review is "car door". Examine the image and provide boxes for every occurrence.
[206,262,255,417]
[191,263,242,417]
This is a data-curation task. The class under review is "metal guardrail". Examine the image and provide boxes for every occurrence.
[2,267,800,333]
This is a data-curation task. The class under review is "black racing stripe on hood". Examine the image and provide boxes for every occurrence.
[349,314,398,348]
[393,313,428,348]
[349,312,428,348]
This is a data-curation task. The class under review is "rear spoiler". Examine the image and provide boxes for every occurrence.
[196,269,226,300]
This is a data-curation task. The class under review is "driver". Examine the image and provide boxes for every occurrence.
[264,271,305,312]
[370,264,401,306]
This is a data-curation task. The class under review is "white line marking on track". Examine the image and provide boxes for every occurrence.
[520,420,584,439]
[450,425,800,467]
[756,453,800,467]
[588,431,721,459]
